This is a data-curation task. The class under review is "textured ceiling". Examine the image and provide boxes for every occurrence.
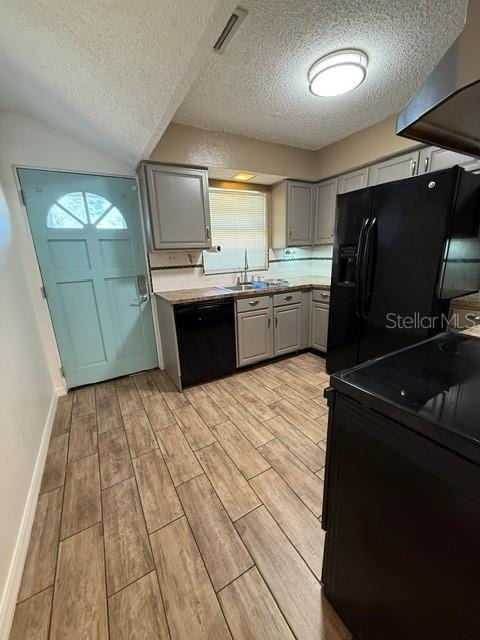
[0,0,236,165]
[175,0,467,150]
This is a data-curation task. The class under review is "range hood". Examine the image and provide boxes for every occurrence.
[397,1,480,158]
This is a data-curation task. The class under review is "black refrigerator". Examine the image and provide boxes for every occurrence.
[327,166,480,374]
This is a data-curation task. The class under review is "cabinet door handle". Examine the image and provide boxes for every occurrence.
[410,159,417,176]
[275,316,278,327]
[320,292,329,298]
[288,229,293,240]
[268,316,271,327]
[424,156,429,173]
[283,295,292,301]
[249,300,259,306]
[206,226,211,240]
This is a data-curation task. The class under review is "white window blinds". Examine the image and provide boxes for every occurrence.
[203,188,268,275]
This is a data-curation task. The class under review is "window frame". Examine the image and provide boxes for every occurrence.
[203,181,270,276]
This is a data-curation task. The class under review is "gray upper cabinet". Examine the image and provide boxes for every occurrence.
[337,167,369,194]
[286,181,314,246]
[368,151,420,186]
[139,162,211,250]
[313,178,337,245]
[418,146,480,174]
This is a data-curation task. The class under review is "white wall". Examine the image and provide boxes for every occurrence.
[0,112,135,637]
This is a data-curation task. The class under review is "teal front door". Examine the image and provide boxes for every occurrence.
[18,169,158,388]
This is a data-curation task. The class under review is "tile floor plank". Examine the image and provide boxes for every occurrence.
[108,571,169,640]
[102,477,154,595]
[98,428,133,489]
[263,414,325,472]
[132,371,158,398]
[156,425,202,487]
[142,393,175,430]
[50,523,108,640]
[150,517,232,640]
[237,371,281,405]
[185,386,227,426]
[61,453,101,539]
[236,505,321,640]
[219,378,277,422]
[17,487,62,602]
[202,381,236,408]
[9,587,53,640]
[258,438,324,516]
[218,567,294,640]
[51,394,73,436]
[221,403,274,448]
[248,366,283,390]
[132,449,183,533]
[68,412,97,463]
[123,409,158,458]
[173,402,216,450]
[40,432,69,494]
[210,421,270,480]
[96,393,123,434]
[72,385,96,418]
[115,378,143,415]
[196,443,261,521]
[275,384,328,419]
[273,398,327,443]
[250,468,325,579]
[151,369,188,411]
[177,475,253,591]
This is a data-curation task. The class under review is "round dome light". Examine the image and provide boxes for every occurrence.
[308,49,368,97]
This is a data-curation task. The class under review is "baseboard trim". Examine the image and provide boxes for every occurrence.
[0,390,59,640]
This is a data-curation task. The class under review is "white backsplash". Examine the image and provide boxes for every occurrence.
[150,246,333,292]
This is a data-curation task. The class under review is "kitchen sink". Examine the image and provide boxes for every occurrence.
[221,284,257,292]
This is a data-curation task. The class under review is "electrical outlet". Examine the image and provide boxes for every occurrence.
[168,253,177,263]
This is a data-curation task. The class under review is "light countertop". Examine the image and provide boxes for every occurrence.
[155,276,331,305]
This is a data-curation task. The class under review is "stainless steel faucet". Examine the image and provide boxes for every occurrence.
[237,249,249,284]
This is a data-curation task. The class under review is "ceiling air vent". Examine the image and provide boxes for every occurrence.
[213,7,247,53]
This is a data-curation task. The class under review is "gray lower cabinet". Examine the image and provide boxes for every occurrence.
[237,307,273,367]
[139,162,211,250]
[274,304,301,355]
[311,302,329,352]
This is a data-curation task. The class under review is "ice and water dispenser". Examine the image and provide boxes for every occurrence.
[338,245,357,285]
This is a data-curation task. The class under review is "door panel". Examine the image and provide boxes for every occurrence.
[358,170,456,363]
[311,304,329,352]
[18,169,158,387]
[287,182,313,246]
[237,309,273,366]
[327,188,374,373]
[313,179,337,245]
[368,151,419,186]
[337,168,369,194]
[274,304,300,355]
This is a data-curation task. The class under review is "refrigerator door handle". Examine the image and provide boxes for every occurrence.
[361,217,378,320]
[355,218,370,318]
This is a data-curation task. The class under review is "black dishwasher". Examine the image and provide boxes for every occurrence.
[174,298,236,387]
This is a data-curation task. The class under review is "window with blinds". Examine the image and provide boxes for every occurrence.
[203,187,268,275]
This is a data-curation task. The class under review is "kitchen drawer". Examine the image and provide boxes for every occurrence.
[273,290,302,307]
[312,288,330,303]
[237,295,271,313]
[451,306,480,329]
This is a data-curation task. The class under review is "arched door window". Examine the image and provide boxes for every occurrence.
[47,192,127,229]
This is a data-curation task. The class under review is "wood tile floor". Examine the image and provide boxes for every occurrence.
[10,352,352,640]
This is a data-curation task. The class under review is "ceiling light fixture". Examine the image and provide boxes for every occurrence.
[232,172,255,181]
[308,49,368,97]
